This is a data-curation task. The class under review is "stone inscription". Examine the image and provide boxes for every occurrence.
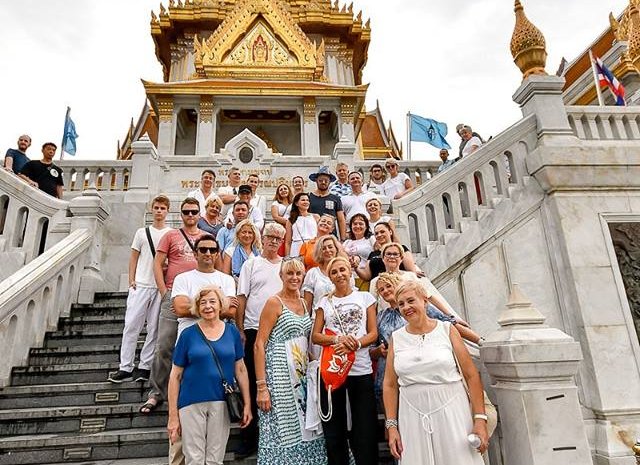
[609,222,640,343]
[180,176,306,190]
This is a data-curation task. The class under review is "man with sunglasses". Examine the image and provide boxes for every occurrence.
[366,163,386,195]
[141,197,204,417]
[234,222,286,458]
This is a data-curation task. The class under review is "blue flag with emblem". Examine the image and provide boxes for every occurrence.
[409,114,451,149]
[62,107,78,156]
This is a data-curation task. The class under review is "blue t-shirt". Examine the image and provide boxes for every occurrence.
[5,148,30,173]
[173,322,244,410]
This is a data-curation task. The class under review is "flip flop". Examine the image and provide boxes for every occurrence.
[139,400,160,414]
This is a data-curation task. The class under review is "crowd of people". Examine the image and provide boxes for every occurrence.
[107,153,490,465]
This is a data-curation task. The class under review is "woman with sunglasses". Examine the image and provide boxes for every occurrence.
[383,280,487,464]
[197,197,224,237]
[285,193,317,258]
[271,183,293,227]
[221,219,262,279]
[168,284,251,465]
[254,259,327,465]
[381,160,413,200]
[312,256,378,465]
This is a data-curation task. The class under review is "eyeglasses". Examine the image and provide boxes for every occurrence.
[197,247,218,254]
[283,255,303,262]
[181,209,200,216]
[264,235,284,243]
[384,252,401,258]
[386,164,398,168]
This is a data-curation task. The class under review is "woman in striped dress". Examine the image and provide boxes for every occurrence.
[253,259,327,465]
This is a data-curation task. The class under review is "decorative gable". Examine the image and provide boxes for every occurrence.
[194,0,325,81]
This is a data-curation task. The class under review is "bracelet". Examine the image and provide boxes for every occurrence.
[473,413,488,422]
[333,336,339,344]
[356,339,362,350]
[256,379,267,386]
[257,386,269,392]
[384,419,398,430]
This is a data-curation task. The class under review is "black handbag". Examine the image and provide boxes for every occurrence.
[196,325,244,423]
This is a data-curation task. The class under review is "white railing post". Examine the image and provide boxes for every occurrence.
[125,134,157,203]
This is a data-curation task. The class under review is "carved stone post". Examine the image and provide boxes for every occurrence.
[69,187,110,304]
[302,97,320,156]
[125,134,158,204]
[156,96,174,155]
[197,96,214,156]
[481,285,593,465]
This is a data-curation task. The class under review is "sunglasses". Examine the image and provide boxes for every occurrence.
[197,247,218,254]
[182,209,200,216]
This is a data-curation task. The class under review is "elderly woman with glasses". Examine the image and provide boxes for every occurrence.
[221,219,262,278]
[168,284,251,465]
[198,197,224,237]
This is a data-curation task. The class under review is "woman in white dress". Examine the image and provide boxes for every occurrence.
[383,280,488,465]
[285,193,317,258]
[271,183,292,226]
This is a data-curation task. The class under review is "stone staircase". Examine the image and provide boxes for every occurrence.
[0,292,392,465]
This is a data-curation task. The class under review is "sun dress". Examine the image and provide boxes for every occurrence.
[257,298,327,465]
[392,321,484,465]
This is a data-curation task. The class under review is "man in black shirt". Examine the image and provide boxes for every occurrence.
[308,166,346,240]
[19,142,64,198]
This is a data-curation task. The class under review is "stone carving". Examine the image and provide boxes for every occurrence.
[510,0,548,80]
[609,222,640,342]
[224,21,296,66]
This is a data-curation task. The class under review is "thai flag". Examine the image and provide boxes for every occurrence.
[594,55,626,106]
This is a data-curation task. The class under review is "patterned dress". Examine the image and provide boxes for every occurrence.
[257,301,327,465]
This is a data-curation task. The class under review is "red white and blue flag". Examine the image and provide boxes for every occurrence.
[593,55,626,106]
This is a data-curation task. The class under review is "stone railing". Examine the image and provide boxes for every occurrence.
[0,228,92,386]
[0,169,70,280]
[57,160,133,192]
[393,114,538,253]
[566,106,640,141]
[352,159,441,186]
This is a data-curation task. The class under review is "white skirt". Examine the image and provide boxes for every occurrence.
[398,381,484,465]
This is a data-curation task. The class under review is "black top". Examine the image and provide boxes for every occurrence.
[308,192,343,217]
[368,245,410,280]
[20,160,64,198]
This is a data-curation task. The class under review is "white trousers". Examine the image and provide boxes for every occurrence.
[179,401,230,465]
[119,286,161,371]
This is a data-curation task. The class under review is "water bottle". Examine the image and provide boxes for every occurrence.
[467,433,482,449]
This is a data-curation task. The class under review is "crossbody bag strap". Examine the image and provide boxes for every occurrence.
[326,297,348,336]
[179,228,196,252]
[145,227,156,257]
[195,324,231,390]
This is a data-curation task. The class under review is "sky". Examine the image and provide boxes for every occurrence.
[0,0,629,161]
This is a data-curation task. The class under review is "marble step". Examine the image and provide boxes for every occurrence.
[11,362,121,386]
[0,381,149,409]
[28,343,142,366]
[43,331,132,348]
[58,316,126,333]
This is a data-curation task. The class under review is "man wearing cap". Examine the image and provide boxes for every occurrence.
[223,184,264,231]
[308,166,346,241]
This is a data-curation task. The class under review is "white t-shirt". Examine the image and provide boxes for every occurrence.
[218,185,239,216]
[223,205,264,231]
[290,214,317,257]
[130,226,172,288]
[317,291,376,375]
[251,195,267,216]
[237,256,283,330]
[187,188,221,217]
[343,237,375,267]
[341,191,378,223]
[171,269,236,338]
[382,173,411,199]
[302,267,356,310]
[369,215,392,234]
[462,136,482,157]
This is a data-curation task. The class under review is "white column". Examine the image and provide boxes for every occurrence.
[302,97,320,156]
[156,96,174,156]
[196,96,214,156]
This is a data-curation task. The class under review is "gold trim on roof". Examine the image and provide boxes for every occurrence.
[510,0,548,80]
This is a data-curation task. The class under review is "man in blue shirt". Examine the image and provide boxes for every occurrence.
[4,134,31,174]
[437,149,455,174]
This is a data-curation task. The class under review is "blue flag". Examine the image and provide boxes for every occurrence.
[63,109,78,156]
[409,114,451,149]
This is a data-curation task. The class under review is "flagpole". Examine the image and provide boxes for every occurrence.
[60,106,70,160]
[406,112,411,161]
[588,50,605,106]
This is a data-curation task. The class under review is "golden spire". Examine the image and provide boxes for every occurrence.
[510,0,548,80]
[628,2,640,70]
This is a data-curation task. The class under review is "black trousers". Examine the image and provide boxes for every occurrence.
[320,374,379,465]
[240,328,259,449]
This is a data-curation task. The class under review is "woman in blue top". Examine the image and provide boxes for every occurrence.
[168,284,252,465]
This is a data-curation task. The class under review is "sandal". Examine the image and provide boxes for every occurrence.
[139,399,161,414]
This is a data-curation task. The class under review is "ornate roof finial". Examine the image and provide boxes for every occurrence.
[628,2,640,69]
[510,0,548,80]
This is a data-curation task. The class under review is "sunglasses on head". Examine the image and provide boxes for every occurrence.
[182,209,200,216]
[197,246,218,254]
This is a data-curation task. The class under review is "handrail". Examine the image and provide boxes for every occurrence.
[0,229,92,386]
[566,106,640,141]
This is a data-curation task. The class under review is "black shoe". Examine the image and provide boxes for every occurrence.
[234,444,257,459]
[108,370,133,383]
[135,369,150,382]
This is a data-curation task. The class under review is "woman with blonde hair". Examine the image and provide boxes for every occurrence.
[383,280,487,464]
[168,284,251,465]
[222,219,262,278]
[198,197,224,237]
[312,256,378,465]
[254,259,327,464]
[365,197,393,234]
[299,214,336,271]
[271,183,293,226]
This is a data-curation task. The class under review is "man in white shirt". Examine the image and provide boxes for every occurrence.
[109,195,172,383]
[246,173,266,216]
[235,222,285,457]
[342,171,378,222]
[218,166,242,215]
[366,163,386,195]
[223,184,264,231]
[171,235,237,338]
[188,169,220,216]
